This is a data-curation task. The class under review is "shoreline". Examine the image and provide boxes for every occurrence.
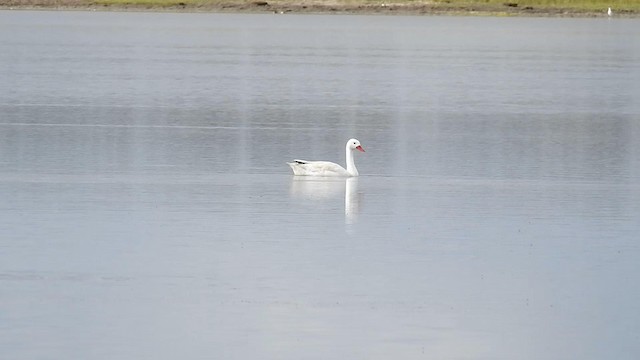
[1,1,637,18]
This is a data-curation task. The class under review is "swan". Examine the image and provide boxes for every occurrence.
[287,138,365,177]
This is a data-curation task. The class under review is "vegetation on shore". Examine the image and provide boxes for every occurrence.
[1,0,638,17]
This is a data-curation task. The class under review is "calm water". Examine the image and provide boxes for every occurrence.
[1,10,639,360]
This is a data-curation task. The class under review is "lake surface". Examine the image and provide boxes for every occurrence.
[1,10,639,360]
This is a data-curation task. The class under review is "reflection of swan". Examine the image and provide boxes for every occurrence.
[345,178,359,224]
[287,139,365,177]
[289,177,361,224]
[289,176,345,200]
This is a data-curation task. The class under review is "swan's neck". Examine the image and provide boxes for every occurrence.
[345,145,358,177]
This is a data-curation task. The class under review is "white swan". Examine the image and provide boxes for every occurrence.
[287,138,365,177]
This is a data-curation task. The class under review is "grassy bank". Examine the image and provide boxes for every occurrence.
[1,0,638,17]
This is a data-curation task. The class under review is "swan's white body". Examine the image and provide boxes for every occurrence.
[287,138,365,177]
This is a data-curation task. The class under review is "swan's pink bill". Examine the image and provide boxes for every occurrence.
[356,145,365,152]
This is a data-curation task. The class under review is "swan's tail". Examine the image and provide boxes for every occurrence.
[287,160,308,175]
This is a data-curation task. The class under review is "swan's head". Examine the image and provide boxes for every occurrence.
[347,138,365,153]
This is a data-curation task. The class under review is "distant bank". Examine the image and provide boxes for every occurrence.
[1,0,638,17]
